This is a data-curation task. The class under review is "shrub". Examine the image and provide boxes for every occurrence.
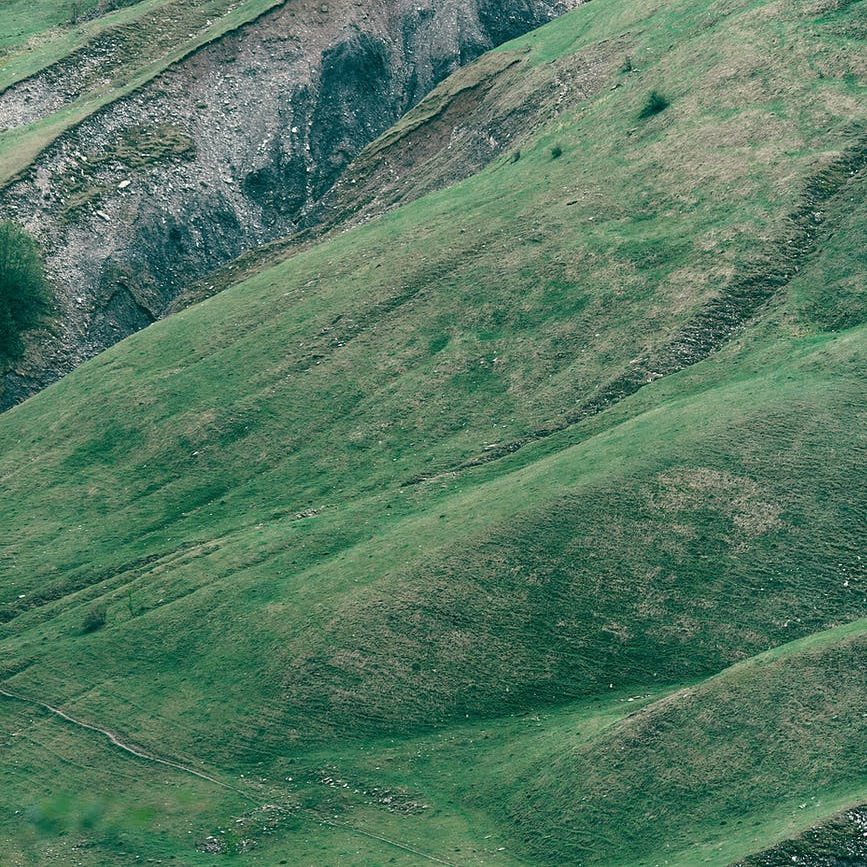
[510,149,521,163]
[0,222,50,363]
[81,605,107,634]
[639,90,670,119]
[551,144,563,160]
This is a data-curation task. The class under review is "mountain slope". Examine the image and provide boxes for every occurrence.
[0,0,865,862]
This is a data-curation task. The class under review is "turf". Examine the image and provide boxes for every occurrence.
[509,619,867,865]
[0,0,865,862]
[0,0,104,53]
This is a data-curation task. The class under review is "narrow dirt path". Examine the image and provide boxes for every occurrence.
[0,686,250,798]
[0,686,459,865]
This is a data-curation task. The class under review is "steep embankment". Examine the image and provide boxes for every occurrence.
[735,803,867,867]
[0,0,864,862]
[0,0,575,409]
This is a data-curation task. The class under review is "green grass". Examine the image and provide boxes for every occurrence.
[0,0,102,52]
[0,0,170,88]
[0,696,247,866]
[509,619,867,865]
[0,0,865,861]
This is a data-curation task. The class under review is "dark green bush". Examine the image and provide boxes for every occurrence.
[639,90,670,119]
[0,222,50,363]
[551,144,563,160]
[81,605,107,634]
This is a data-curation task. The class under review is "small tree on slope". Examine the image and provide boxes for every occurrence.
[0,222,50,364]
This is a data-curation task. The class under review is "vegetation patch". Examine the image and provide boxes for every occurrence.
[80,604,107,633]
[0,0,865,863]
[58,123,195,218]
[638,89,670,118]
[509,625,867,865]
[0,221,50,365]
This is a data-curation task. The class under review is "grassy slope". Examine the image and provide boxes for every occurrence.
[735,802,867,866]
[0,0,105,53]
[0,0,865,862]
[509,618,867,865]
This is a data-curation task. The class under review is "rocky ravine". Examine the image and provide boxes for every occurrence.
[0,0,576,410]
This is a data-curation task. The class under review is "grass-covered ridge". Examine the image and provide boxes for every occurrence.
[0,0,865,861]
[509,619,867,865]
[0,0,288,184]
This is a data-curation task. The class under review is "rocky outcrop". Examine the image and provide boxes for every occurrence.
[0,0,576,409]
[169,35,622,313]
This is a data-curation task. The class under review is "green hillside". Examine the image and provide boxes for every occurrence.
[510,619,867,865]
[0,0,865,863]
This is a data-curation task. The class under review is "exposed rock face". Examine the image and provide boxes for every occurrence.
[0,0,575,409]
[169,37,621,314]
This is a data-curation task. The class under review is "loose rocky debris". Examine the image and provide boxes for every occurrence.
[735,805,867,866]
[318,768,430,815]
[198,801,299,855]
[0,0,249,132]
[196,835,226,855]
